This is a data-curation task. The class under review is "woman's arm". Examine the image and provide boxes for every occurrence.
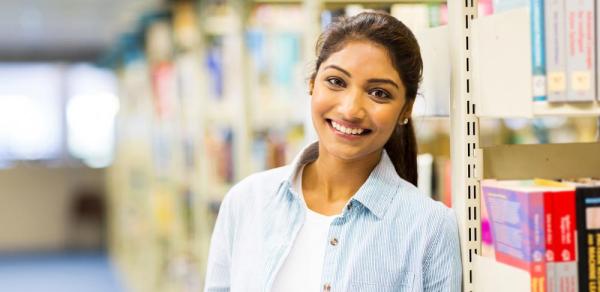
[423,209,463,292]
[204,195,234,292]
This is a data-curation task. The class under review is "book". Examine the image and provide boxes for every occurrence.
[572,182,600,291]
[481,183,496,258]
[566,0,595,102]
[492,0,546,101]
[417,153,434,197]
[482,180,547,291]
[531,0,547,102]
[344,4,365,17]
[432,157,451,207]
[390,4,430,33]
[597,0,600,102]
[535,179,578,292]
[492,0,528,12]
[479,0,494,16]
[544,0,567,102]
[427,4,442,27]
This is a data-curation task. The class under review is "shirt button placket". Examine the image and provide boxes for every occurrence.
[330,238,338,246]
[323,220,343,292]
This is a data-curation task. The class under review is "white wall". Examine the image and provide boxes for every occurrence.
[0,165,104,252]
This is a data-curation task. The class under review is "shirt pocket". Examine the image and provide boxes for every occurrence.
[349,271,415,292]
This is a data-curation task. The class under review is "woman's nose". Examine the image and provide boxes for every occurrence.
[339,89,366,120]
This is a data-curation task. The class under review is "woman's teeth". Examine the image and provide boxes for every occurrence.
[331,120,365,135]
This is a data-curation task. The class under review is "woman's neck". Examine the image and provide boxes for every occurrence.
[302,146,382,214]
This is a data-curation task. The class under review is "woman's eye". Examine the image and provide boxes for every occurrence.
[326,77,345,87]
[369,89,391,99]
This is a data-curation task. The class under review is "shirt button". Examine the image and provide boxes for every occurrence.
[330,238,338,246]
[323,283,331,291]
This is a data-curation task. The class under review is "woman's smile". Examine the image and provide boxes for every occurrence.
[326,119,372,141]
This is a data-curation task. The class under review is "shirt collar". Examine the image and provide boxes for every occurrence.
[281,141,401,220]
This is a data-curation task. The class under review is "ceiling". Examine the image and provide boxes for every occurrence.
[0,0,163,61]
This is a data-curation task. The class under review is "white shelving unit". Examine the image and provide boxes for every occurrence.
[448,2,600,291]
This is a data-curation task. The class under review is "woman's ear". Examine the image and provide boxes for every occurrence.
[398,102,414,126]
[308,79,315,95]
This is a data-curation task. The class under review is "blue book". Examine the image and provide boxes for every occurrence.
[530,0,547,102]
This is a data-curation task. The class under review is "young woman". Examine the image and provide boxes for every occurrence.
[205,11,462,292]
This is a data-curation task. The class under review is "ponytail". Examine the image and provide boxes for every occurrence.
[384,120,418,186]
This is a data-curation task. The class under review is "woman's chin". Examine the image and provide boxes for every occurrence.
[320,142,378,162]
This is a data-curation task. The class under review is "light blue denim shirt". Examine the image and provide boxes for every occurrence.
[204,142,462,292]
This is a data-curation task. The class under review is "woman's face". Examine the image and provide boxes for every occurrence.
[311,40,409,162]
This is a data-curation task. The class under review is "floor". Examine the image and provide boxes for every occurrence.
[0,251,125,292]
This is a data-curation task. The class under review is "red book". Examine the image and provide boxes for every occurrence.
[535,179,577,292]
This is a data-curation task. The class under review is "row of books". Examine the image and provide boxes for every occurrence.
[320,3,449,33]
[496,0,600,103]
[482,178,600,291]
[246,4,306,127]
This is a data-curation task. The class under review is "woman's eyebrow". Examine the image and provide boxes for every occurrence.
[323,65,351,77]
[367,78,399,89]
[323,65,400,89]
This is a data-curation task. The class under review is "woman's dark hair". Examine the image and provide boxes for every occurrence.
[310,11,423,186]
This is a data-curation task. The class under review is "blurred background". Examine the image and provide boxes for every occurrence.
[0,0,597,291]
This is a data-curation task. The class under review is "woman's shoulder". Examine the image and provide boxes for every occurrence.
[392,179,455,224]
[388,180,459,247]
[231,165,292,194]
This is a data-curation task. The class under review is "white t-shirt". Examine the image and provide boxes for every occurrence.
[271,165,338,292]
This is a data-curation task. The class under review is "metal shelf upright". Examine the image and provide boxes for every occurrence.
[449,0,480,291]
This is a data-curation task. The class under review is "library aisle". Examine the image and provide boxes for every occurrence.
[0,0,599,291]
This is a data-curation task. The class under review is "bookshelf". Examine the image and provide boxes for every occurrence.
[449,1,600,291]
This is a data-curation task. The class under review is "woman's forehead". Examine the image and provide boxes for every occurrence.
[321,40,402,82]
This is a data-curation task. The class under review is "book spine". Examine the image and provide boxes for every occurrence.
[492,0,528,13]
[597,0,600,102]
[427,4,441,27]
[576,187,600,291]
[531,0,547,102]
[544,192,556,292]
[530,191,547,292]
[544,0,567,102]
[566,0,596,102]
[553,190,578,292]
